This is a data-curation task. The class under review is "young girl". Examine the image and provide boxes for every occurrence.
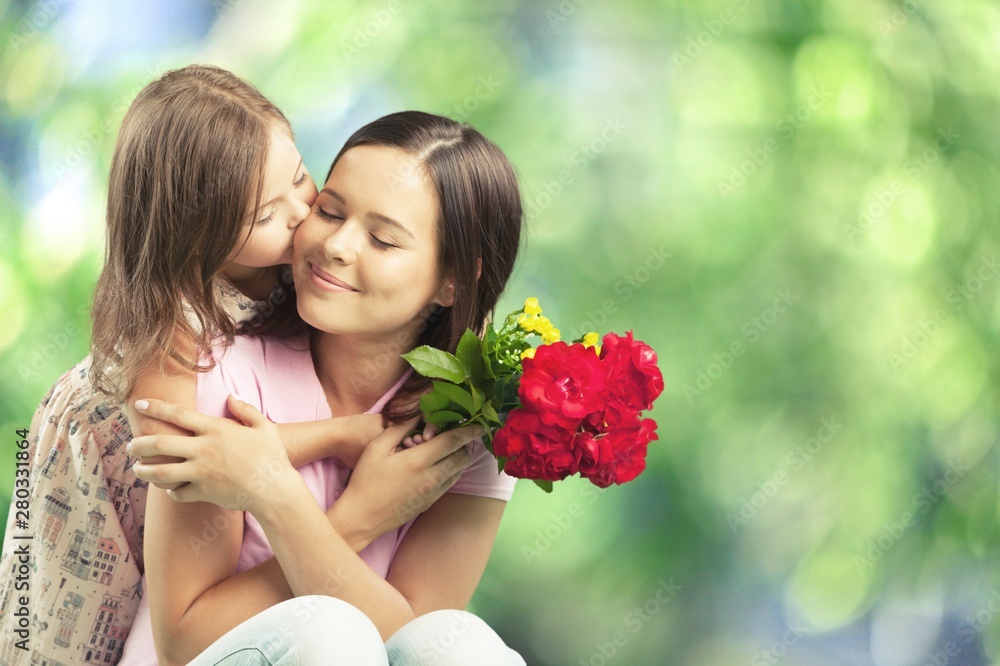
[124,111,526,664]
[0,68,465,665]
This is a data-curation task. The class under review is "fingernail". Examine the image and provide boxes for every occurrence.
[134,399,149,411]
[126,440,134,454]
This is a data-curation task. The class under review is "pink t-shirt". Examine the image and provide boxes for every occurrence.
[120,335,516,664]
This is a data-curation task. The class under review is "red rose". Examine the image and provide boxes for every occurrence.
[577,414,659,488]
[494,408,578,481]
[604,416,658,485]
[519,342,606,430]
[600,331,664,411]
[573,431,615,488]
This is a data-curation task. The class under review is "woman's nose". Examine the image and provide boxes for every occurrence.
[323,219,360,264]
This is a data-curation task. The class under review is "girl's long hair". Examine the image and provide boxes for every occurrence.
[90,64,291,399]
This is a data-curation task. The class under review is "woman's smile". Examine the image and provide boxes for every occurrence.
[307,260,360,293]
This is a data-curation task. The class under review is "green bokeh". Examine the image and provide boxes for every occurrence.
[1,1,998,663]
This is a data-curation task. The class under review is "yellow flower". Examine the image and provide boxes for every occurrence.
[542,327,560,344]
[524,297,542,316]
[518,313,536,332]
[582,331,601,355]
[533,316,553,335]
[521,347,536,360]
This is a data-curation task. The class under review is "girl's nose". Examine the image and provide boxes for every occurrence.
[290,178,318,228]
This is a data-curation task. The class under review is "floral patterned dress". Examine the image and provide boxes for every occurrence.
[0,275,288,666]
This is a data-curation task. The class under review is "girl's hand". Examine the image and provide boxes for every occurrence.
[334,420,482,542]
[128,396,297,512]
[400,423,440,449]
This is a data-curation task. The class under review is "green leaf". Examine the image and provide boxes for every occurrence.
[533,479,554,493]
[432,381,475,416]
[480,400,499,425]
[456,329,487,385]
[402,346,467,383]
[469,383,484,412]
[425,410,466,426]
[420,389,451,414]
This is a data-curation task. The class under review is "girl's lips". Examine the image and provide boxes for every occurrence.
[308,261,359,292]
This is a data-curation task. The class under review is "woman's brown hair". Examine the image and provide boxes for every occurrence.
[90,64,291,399]
[255,111,524,423]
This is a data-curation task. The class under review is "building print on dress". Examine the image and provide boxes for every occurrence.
[61,507,105,581]
[39,437,65,479]
[55,592,84,648]
[41,487,73,561]
[80,592,127,664]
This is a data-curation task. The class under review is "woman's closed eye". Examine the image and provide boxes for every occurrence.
[315,207,399,250]
[315,206,344,223]
[293,170,309,187]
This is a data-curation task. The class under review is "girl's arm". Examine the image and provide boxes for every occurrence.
[279,414,384,468]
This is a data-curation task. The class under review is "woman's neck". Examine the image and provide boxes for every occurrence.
[311,329,417,416]
[220,264,277,301]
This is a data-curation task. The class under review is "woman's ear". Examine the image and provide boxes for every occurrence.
[434,278,456,308]
[434,260,480,308]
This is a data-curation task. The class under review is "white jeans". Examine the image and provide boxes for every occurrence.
[187,595,526,665]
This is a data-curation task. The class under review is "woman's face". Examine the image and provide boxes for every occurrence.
[229,126,317,268]
[292,144,454,343]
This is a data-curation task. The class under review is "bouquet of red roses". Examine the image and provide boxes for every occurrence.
[402,298,664,491]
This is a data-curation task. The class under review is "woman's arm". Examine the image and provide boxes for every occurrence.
[385,493,506,615]
[130,398,482,662]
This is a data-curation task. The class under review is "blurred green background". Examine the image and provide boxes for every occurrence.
[1,0,998,664]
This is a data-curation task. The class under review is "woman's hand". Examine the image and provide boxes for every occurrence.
[332,420,483,545]
[128,396,297,512]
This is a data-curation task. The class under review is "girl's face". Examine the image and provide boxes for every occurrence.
[292,144,454,343]
[228,126,317,268]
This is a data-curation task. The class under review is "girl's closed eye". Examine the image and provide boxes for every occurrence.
[257,206,276,226]
[293,170,309,187]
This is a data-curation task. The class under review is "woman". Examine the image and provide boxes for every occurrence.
[124,112,526,664]
[0,68,461,664]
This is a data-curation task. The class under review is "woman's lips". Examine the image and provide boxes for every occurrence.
[308,261,359,293]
